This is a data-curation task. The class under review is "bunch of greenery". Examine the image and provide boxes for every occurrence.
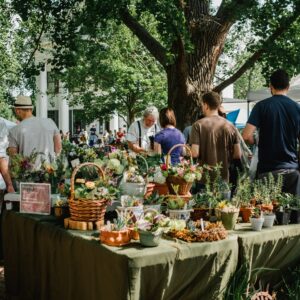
[233,176,252,207]
[143,191,165,206]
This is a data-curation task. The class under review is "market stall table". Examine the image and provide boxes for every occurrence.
[3,211,238,300]
[233,223,300,287]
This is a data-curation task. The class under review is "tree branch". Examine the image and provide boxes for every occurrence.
[119,9,168,67]
[213,13,300,93]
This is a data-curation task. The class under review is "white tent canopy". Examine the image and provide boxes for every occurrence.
[247,75,300,102]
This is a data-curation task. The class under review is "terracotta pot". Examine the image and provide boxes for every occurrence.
[256,203,273,212]
[144,183,155,198]
[128,228,139,240]
[152,183,169,195]
[240,207,253,223]
[100,229,131,246]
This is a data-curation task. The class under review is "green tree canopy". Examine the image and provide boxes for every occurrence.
[11,0,300,128]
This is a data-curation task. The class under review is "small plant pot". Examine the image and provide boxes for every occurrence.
[263,214,275,228]
[250,217,264,231]
[290,208,300,224]
[152,183,169,195]
[120,182,146,197]
[168,209,193,220]
[240,207,253,223]
[100,229,131,246]
[138,230,162,247]
[144,183,155,198]
[257,204,273,212]
[128,228,139,240]
[275,210,291,225]
[221,211,239,230]
[117,206,144,219]
[143,204,161,212]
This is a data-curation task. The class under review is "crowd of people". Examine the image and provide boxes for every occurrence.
[126,69,300,197]
[0,68,298,201]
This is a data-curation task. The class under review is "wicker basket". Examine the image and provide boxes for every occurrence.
[69,162,108,223]
[166,144,193,195]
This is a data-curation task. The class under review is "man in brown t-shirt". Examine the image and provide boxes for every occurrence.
[190,92,241,182]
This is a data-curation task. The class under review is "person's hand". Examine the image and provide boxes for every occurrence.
[6,184,15,193]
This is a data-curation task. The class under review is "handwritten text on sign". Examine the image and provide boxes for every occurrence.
[20,183,51,215]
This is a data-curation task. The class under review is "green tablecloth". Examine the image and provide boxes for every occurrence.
[233,223,300,286]
[3,211,238,300]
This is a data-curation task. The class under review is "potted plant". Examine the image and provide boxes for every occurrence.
[275,193,292,225]
[100,217,131,246]
[143,191,165,211]
[289,195,300,224]
[53,197,69,219]
[262,210,275,228]
[233,176,253,223]
[253,179,273,211]
[162,146,202,195]
[136,210,170,247]
[118,195,144,219]
[220,204,240,230]
[250,207,264,231]
[166,193,193,220]
[190,192,214,221]
[119,166,147,197]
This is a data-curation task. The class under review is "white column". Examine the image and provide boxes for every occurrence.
[36,65,48,118]
[109,112,119,131]
[59,98,69,133]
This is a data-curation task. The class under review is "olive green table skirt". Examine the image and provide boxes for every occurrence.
[3,211,238,300]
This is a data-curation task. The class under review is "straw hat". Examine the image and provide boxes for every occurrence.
[14,95,33,109]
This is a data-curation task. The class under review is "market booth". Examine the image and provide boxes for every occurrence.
[4,211,300,300]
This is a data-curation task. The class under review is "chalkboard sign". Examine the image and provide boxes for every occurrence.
[20,183,51,215]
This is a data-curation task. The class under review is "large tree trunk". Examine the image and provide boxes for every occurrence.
[167,0,231,130]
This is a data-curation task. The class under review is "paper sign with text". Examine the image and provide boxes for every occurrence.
[20,183,51,215]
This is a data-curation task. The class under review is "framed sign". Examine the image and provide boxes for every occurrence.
[20,183,51,215]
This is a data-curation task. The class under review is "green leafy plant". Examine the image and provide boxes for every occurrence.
[144,191,165,205]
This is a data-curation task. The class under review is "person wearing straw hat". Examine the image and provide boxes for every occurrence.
[8,95,62,163]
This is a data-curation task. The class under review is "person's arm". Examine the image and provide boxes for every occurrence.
[233,143,242,159]
[191,144,199,158]
[54,133,62,154]
[242,123,257,145]
[0,158,14,192]
[127,141,146,153]
[154,142,161,154]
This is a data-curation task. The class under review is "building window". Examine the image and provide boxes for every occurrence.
[47,71,59,94]
[48,110,59,127]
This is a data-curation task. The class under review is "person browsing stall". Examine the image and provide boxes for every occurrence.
[154,108,185,164]
[190,91,241,182]
[242,69,300,195]
[126,106,160,153]
[8,95,62,163]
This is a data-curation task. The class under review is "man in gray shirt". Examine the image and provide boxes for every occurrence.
[8,95,62,163]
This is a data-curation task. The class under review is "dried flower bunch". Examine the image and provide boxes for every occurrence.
[168,221,227,242]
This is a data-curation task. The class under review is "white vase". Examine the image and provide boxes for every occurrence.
[250,217,264,231]
[263,214,275,228]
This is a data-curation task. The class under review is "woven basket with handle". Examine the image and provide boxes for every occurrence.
[69,162,108,223]
[166,144,193,195]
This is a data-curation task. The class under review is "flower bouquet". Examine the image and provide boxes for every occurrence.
[69,162,118,223]
[162,144,202,195]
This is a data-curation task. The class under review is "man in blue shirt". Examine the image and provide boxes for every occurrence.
[243,69,300,195]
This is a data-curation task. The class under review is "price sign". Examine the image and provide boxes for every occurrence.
[20,183,51,215]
